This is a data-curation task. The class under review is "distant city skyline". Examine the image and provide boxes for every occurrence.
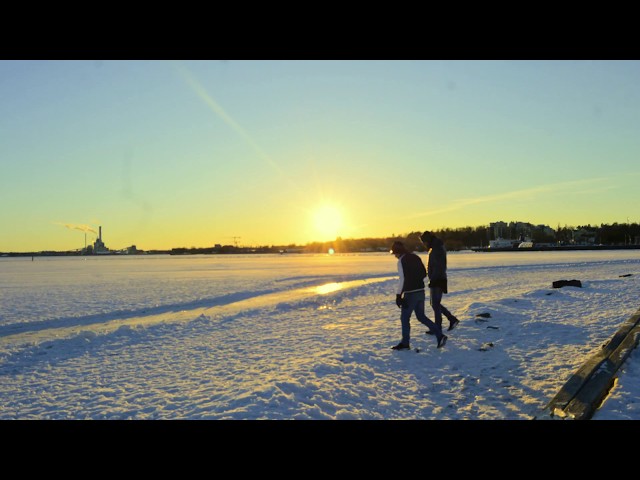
[2,60,640,252]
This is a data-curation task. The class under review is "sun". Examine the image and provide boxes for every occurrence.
[312,204,344,240]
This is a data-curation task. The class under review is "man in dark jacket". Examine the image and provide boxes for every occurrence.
[390,241,447,350]
[420,231,460,333]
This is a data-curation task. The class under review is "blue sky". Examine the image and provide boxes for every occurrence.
[1,60,639,252]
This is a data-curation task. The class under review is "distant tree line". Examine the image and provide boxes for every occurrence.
[298,221,640,253]
[168,221,640,255]
[4,221,639,256]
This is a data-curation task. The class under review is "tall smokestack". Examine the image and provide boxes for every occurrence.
[99,226,102,241]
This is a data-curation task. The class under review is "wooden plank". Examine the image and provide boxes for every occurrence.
[535,307,640,420]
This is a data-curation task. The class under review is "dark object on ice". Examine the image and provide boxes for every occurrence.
[552,279,582,288]
[487,326,499,330]
[391,342,410,350]
[619,274,633,277]
[476,312,492,318]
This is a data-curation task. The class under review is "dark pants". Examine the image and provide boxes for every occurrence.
[430,287,457,328]
[400,290,442,345]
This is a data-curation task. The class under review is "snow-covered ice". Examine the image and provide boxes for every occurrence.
[0,250,638,420]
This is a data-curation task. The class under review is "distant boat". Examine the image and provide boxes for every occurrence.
[489,238,519,249]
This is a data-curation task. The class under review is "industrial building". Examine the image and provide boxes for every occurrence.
[92,226,110,254]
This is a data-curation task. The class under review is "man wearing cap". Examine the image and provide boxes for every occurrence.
[419,231,460,333]
[390,241,447,350]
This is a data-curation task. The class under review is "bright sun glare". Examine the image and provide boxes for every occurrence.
[312,204,343,240]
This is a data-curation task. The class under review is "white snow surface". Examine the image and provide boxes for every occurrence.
[0,250,638,420]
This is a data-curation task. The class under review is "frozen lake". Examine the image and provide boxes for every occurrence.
[2,250,638,330]
[1,250,639,419]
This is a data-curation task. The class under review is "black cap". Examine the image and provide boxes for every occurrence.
[390,241,406,255]
[420,231,433,243]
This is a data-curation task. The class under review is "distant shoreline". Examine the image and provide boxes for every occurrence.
[4,244,640,257]
[470,244,640,252]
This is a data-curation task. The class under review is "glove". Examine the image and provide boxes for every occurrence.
[396,294,404,308]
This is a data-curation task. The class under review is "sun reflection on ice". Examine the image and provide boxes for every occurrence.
[313,282,343,295]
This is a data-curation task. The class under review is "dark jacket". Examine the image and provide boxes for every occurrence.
[396,252,427,294]
[427,236,448,293]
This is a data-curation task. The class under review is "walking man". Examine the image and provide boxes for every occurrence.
[390,241,447,350]
[419,231,460,333]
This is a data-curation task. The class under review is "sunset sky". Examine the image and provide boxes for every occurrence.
[2,60,639,252]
